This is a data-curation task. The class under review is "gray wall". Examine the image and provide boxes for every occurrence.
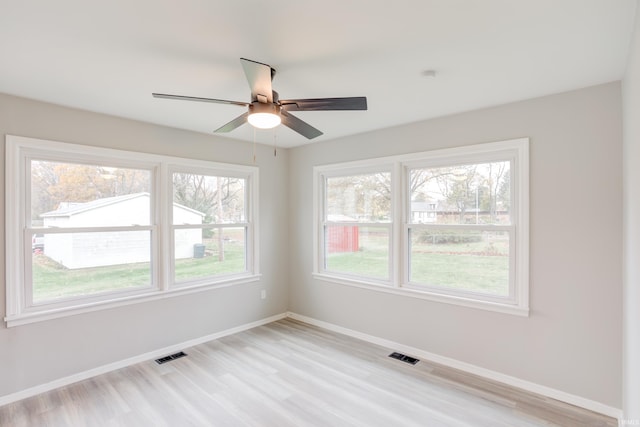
[0,81,625,410]
[0,93,290,397]
[623,3,640,420]
[288,82,623,408]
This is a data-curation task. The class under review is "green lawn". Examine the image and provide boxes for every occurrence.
[326,229,390,280]
[327,250,389,279]
[32,241,246,303]
[409,252,508,295]
[173,243,245,282]
[33,231,509,303]
[32,255,149,302]
[410,234,509,295]
[327,230,510,296]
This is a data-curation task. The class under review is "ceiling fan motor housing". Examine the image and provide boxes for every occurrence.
[249,101,281,116]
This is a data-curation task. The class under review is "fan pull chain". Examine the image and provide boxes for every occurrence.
[273,131,278,157]
[252,127,257,165]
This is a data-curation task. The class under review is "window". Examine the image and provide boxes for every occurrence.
[406,160,513,301]
[321,170,392,282]
[314,138,529,315]
[29,160,154,305]
[170,169,252,285]
[5,135,259,326]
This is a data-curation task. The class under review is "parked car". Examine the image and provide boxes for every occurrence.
[32,234,44,252]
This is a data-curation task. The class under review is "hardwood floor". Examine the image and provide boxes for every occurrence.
[0,318,617,426]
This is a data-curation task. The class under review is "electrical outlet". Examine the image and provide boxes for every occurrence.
[260,289,267,300]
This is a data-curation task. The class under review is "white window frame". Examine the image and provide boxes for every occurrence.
[317,165,395,285]
[313,138,529,316]
[168,164,256,288]
[5,135,260,327]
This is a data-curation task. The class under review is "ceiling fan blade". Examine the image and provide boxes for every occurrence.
[280,110,323,140]
[152,93,248,107]
[280,96,367,111]
[214,112,249,133]
[240,58,274,103]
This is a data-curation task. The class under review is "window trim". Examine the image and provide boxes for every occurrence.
[313,138,529,316]
[318,165,394,284]
[167,164,256,288]
[5,135,260,327]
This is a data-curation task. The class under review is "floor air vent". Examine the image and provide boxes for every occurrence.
[155,351,187,364]
[389,352,419,365]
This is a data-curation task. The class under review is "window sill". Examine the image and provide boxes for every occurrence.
[311,273,529,317]
[4,274,261,327]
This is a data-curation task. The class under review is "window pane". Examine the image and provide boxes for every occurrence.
[31,160,151,228]
[326,173,391,222]
[325,225,389,280]
[410,161,510,225]
[409,229,510,296]
[32,231,152,303]
[174,227,246,282]
[173,173,246,225]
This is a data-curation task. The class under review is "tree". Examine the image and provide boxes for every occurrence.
[326,173,391,221]
[30,160,150,222]
[497,169,511,214]
[172,173,244,221]
[433,165,478,223]
[485,162,508,223]
[31,161,60,222]
[172,173,246,262]
[417,162,510,224]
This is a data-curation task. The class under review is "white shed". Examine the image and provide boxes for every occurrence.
[41,193,204,269]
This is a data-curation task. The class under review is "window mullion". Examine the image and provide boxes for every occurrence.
[157,162,169,291]
[393,161,404,288]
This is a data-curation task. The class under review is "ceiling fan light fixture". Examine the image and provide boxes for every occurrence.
[247,101,281,129]
[248,112,281,129]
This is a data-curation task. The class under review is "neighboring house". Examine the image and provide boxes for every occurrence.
[411,200,511,224]
[411,201,439,223]
[41,193,204,269]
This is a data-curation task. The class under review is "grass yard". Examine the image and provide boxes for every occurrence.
[326,229,390,280]
[32,240,246,303]
[32,255,151,302]
[327,229,510,296]
[409,252,509,295]
[173,242,245,282]
[327,250,390,279]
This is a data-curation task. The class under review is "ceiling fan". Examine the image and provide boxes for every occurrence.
[153,58,367,140]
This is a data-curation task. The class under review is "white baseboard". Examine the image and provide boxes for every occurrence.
[286,311,623,421]
[0,312,287,407]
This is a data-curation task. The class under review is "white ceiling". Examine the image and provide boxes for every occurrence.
[0,1,636,148]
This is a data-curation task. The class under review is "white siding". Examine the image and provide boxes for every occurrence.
[43,195,203,268]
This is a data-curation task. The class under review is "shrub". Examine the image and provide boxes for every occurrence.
[416,230,483,244]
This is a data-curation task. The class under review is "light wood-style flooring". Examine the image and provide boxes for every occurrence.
[0,318,617,426]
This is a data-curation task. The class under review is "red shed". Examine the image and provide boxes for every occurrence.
[326,215,360,253]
